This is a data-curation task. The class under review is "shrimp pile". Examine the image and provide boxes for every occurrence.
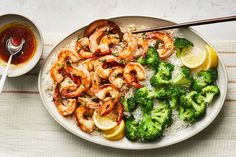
[50,24,174,134]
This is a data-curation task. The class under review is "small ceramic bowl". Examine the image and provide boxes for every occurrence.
[0,14,43,77]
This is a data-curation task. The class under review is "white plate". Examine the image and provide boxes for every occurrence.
[38,16,228,150]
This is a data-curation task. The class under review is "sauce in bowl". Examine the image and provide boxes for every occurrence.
[0,23,36,65]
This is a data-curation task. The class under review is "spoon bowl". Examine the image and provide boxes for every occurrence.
[0,37,25,93]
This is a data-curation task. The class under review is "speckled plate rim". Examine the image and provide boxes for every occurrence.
[38,16,228,150]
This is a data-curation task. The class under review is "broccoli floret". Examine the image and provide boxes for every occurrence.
[151,101,172,127]
[138,113,163,142]
[180,91,206,118]
[174,37,194,57]
[125,117,139,141]
[194,93,206,104]
[133,87,154,113]
[201,85,220,103]
[150,62,174,87]
[172,66,193,88]
[192,68,218,91]
[137,47,160,70]
[179,106,195,123]
[122,96,138,112]
[150,85,187,109]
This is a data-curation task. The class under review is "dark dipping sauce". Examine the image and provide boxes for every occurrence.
[0,23,36,65]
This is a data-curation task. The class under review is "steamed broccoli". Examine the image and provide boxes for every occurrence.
[201,85,220,103]
[174,37,194,57]
[133,87,154,113]
[179,106,195,123]
[172,66,193,88]
[151,101,172,127]
[180,91,206,118]
[138,113,163,142]
[125,117,139,141]
[153,85,187,109]
[192,68,218,91]
[150,61,174,87]
[122,96,137,112]
[137,47,160,70]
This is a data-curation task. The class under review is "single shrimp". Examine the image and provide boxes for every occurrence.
[81,58,97,72]
[108,67,124,88]
[50,50,79,84]
[99,97,119,116]
[134,36,149,58]
[123,62,146,88]
[114,102,124,124]
[89,27,110,56]
[61,65,91,98]
[53,85,77,116]
[146,31,174,59]
[95,84,120,100]
[75,97,100,133]
[59,77,78,94]
[75,37,95,59]
[116,32,138,60]
[95,84,120,116]
[77,97,99,109]
[87,72,101,96]
[75,106,95,133]
[94,55,118,79]
[100,34,120,48]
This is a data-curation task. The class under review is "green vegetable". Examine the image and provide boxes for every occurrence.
[151,101,172,127]
[174,37,194,57]
[201,85,220,103]
[172,66,193,88]
[179,106,195,123]
[137,47,160,70]
[125,117,139,141]
[180,91,206,119]
[192,68,218,91]
[138,113,163,142]
[122,96,137,112]
[150,61,174,87]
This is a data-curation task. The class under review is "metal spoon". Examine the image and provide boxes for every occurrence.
[0,37,25,93]
[84,15,236,36]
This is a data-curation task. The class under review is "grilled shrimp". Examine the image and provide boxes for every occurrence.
[75,97,100,133]
[75,106,95,133]
[59,77,78,94]
[77,97,99,109]
[146,31,174,59]
[108,67,124,88]
[95,84,120,100]
[81,58,97,72]
[89,27,110,56]
[87,72,101,96]
[134,36,149,58]
[61,65,91,98]
[95,84,120,116]
[123,62,146,88]
[50,50,79,84]
[76,37,95,59]
[116,32,137,60]
[53,85,77,116]
[94,55,118,79]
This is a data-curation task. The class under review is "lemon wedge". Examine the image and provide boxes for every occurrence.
[93,111,117,131]
[181,47,206,69]
[204,45,218,69]
[103,120,125,141]
[193,45,218,72]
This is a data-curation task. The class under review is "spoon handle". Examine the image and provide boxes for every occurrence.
[131,15,236,34]
[0,55,13,94]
